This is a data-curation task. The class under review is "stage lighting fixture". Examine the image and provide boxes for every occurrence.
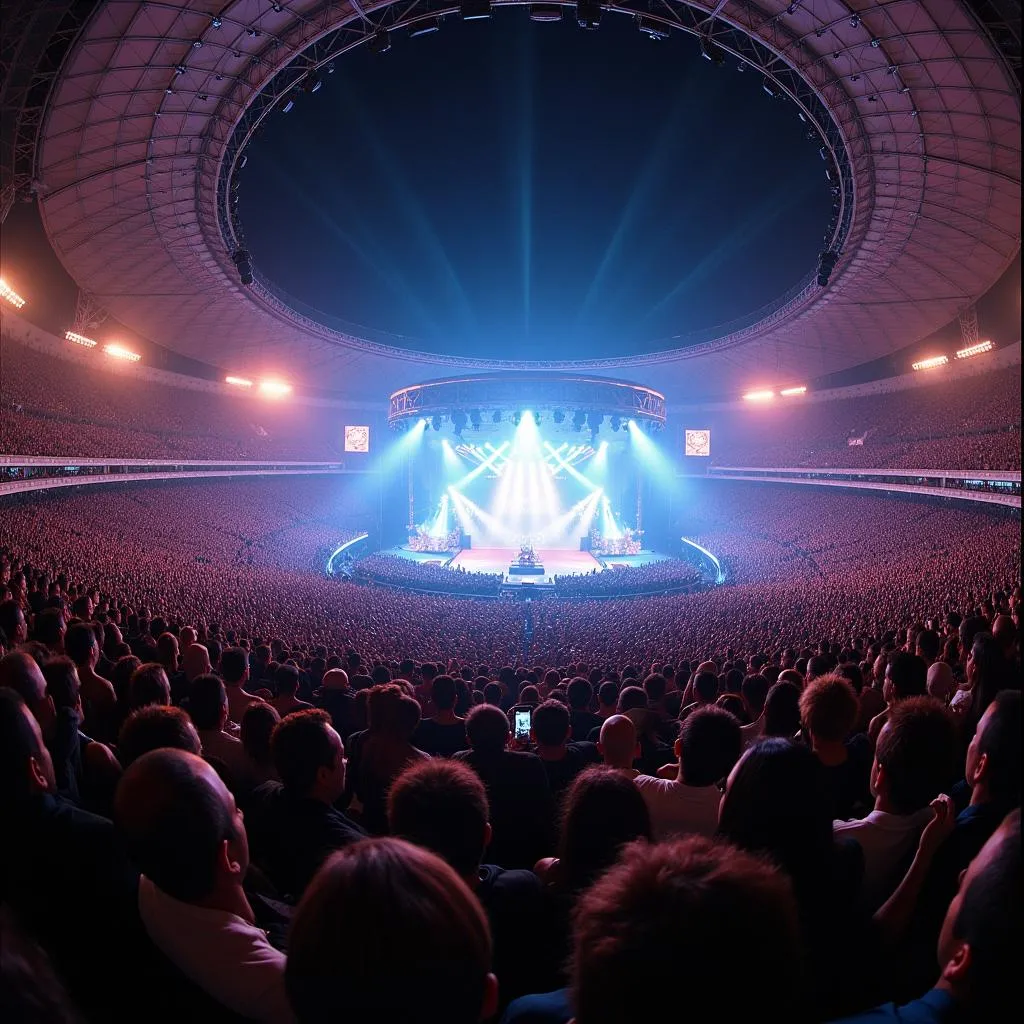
[553,409,565,424]
[850,14,861,28]
[368,29,391,54]
[512,411,522,427]
[451,410,468,436]
[65,330,97,348]
[530,4,562,20]
[103,342,141,362]
[955,340,994,360]
[743,389,774,402]
[431,415,443,431]
[232,249,254,286]
[912,355,948,371]
[0,278,27,308]
[636,16,669,40]
[571,410,586,432]
[610,415,621,431]
[225,375,254,388]
[469,409,482,429]
[817,249,840,287]
[461,0,491,19]
[409,17,440,37]
[491,410,502,424]
[762,78,780,99]
[576,1,601,30]
[258,379,292,397]
[780,385,807,396]
[699,35,725,64]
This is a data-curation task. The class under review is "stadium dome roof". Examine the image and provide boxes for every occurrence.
[31,0,1022,397]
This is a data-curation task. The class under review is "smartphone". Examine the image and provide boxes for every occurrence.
[512,706,533,744]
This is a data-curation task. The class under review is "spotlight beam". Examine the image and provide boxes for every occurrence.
[544,441,600,491]
[451,441,510,490]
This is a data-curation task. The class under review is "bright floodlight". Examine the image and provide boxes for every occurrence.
[103,342,141,362]
[743,389,775,401]
[0,278,26,308]
[65,330,97,348]
[955,340,993,360]
[258,379,292,396]
[911,355,948,371]
[225,375,254,388]
[780,385,807,396]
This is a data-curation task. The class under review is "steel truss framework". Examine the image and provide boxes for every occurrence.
[387,373,667,426]
[29,0,1023,400]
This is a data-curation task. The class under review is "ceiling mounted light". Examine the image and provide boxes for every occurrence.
[699,35,725,64]
[576,1,601,30]
[636,16,669,40]
[461,0,491,19]
[368,29,391,54]
[409,18,440,37]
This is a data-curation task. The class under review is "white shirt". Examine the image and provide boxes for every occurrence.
[634,775,722,840]
[138,876,294,1023]
[833,807,933,911]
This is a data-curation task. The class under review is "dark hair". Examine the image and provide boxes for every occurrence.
[388,760,489,879]
[741,674,770,717]
[465,704,509,752]
[763,681,801,738]
[286,838,492,1024]
[617,685,648,714]
[570,837,805,1024]
[42,658,79,711]
[431,675,457,712]
[33,609,66,650]
[717,739,835,899]
[275,663,300,697]
[185,674,226,731]
[679,706,742,787]
[117,705,201,768]
[799,675,858,743]
[567,677,593,710]
[240,702,280,768]
[271,709,338,796]
[0,689,46,805]
[916,629,941,662]
[967,632,1013,738]
[128,663,171,710]
[531,699,571,747]
[115,749,237,901]
[220,647,249,685]
[886,651,927,700]
[950,809,1021,1020]
[694,671,719,702]
[0,600,25,642]
[63,621,95,664]
[367,684,420,738]
[974,690,1022,806]
[597,680,619,707]
[482,681,503,707]
[876,697,957,814]
[557,767,652,892]
[642,674,666,703]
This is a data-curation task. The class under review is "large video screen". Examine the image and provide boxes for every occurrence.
[344,425,370,453]
[685,429,711,457]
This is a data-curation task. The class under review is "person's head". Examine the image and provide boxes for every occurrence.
[33,608,66,652]
[41,657,81,715]
[597,679,619,713]
[388,759,490,880]
[927,661,956,703]
[676,706,742,787]
[367,683,420,739]
[518,684,540,706]
[240,702,280,769]
[718,738,834,889]
[799,674,858,744]
[873,697,958,814]
[115,749,247,902]
[916,629,941,664]
[431,674,458,712]
[0,650,54,730]
[884,651,927,703]
[936,809,1021,1020]
[965,690,1021,808]
[275,663,300,698]
[128,663,171,710]
[567,676,593,711]
[966,632,1011,722]
[182,643,211,682]
[63,621,97,668]
[186,673,228,732]
[741,673,770,718]
[569,836,805,1024]
[959,615,989,654]
[557,767,651,891]
[642,673,667,704]
[616,685,648,714]
[762,680,801,738]
[531,699,571,749]
[286,838,496,1024]
[220,647,249,686]
[693,670,719,703]
[0,688,56,805]
[271,708,346,802]
[0,600,27,646]
[597,714,640,770]
[464,704,509,753]
[117,705,201,768]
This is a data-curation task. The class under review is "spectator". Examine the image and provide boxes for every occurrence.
[64,621,117,743]
[286,838,498,1024]
[413,674,468,756]
[221,647,262,726]
[114,749,292,1023]
[127,663,171,710]
[596,714,641,777]
[117,705,202,768]
[313,667,356,739]
[869,651,928,743]
[834,697,958,911]
[529,700,599,795]
[185,674,250,789]
[566,677,601,740]
[271,664,311,717]
[240,701,281,790]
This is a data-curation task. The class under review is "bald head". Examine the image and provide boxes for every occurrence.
[0,651,47,705]
[115,748,244,902]
[182,644,211,682]
[599,714,640,770]
[993,615,1016,650]
[927,661,956,704]
[322,668,350,691]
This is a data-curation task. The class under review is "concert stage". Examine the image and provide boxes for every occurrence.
[449,547,602,585]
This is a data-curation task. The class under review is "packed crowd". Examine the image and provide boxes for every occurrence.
[0,332,343,461]
[708,360,1021,470]
[355,552,504,596]
[553,558,702,597]
[0,531,1020,1022]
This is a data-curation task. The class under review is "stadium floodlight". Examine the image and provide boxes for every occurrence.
[911,356,949,371]
[0,278,26,308]
[780,385,807,396]
[743,389,775,402]
[955,340,994,360]
[65,330,97,348]
[225,375,254,388]
[409,17,441,37]
[103,342,141,362]
[258,378,292,396]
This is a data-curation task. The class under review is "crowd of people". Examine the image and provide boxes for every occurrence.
[708,359,1021,470]
[354,552,504,596]
[553,558,702,597]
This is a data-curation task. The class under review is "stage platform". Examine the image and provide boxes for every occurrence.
[449,547,601,585]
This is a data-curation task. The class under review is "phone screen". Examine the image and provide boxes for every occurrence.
[513,708,532,743]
